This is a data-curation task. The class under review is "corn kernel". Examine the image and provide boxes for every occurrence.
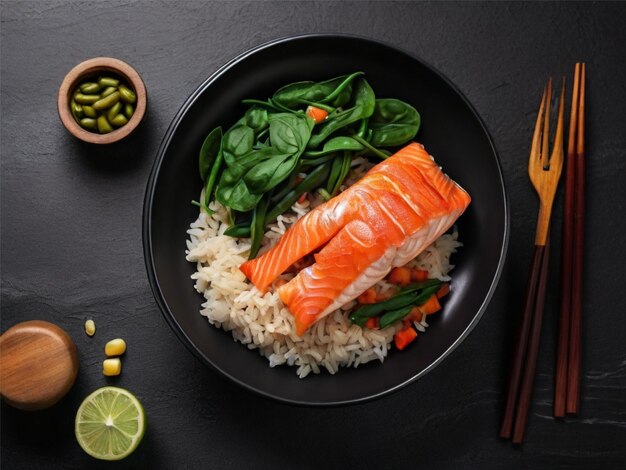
[84,319,96,337]
[102,358,122,376]
[105,338,126,357]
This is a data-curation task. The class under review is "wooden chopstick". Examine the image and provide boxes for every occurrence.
[554,63,581,417]
[500,243,544,439]
[567,62,586,414]
[512,235,551,443]
[554,63,586,417]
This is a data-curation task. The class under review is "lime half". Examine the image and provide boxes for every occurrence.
[75,386,146,461]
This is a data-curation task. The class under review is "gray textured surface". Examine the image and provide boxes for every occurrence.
[2,1,626,469]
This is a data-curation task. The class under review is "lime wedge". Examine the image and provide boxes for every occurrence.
[75,386,146,461]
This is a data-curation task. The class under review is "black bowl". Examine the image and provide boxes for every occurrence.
[143,34,508,406]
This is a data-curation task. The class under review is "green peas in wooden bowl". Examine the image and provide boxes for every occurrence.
[58,57,146,144]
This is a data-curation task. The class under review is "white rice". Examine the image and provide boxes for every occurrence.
[185,158,462,378]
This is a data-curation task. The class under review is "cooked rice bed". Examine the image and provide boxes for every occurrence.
[186,159,462,378]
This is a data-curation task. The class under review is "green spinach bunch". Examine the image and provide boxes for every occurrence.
[194,73,421,258]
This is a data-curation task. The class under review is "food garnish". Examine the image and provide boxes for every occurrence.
[102,358,122,377]
[104,338,126,357]
[84,319,96,337]
[75,386,145,460]
[70,76,136,134]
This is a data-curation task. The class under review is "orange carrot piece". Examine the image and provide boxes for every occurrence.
[411,269,429,282]
[297,192,308,204]
[420,295,441,315]
[394,326,417,350]
[387,267,412,286]
[406,306,422,322]
[306,106,328,124]
[364,317,379,329]
[357,288,377,304]
[436,283,450,299]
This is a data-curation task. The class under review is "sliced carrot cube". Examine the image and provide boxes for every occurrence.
[357,288,377,304]
[364,317,379,329]
[420,295,441,315]
[387,267,412,286]
[306,106,328,124]
[406,306,423,322]
[436,283,450,299]
[411,269,429,282]
[394,326,418,350]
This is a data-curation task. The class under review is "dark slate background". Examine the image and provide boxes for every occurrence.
[2,1,625,469]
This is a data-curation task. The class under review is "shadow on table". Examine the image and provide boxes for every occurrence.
[69,113,157,174]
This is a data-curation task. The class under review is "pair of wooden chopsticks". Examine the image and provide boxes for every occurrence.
[554,63,586,417]
[500,78,565,444]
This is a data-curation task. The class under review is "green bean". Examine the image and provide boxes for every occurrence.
[299,154,337,168]
[350,279,441,325]
[249,195,269,259]
[270,171,300,203]
[100,86,117,98]
[98,76,119,88]
[71,100,83,120]
[96,115,113,134]
[326,152,352,196]
[80,82,100,94]
[356,118,369,139]
[202,134,224,213]
[350,134,389,159]
[124,103,134,119]
[326,152,344,195]
[379,285,441,328]
[396,279,442,295]
[318,188,332,201]
[109,113,128,127]
[82,105,97,118]
[106,102,122,121]
[332,152,352,196]
[224,223,252,238]
[378,306,414,329]
[265,162,331,222]
[79,118,97,130]
[241,99,282,112]
[74,93,100,105]
[93,91,120,110]
[118,85,136,104]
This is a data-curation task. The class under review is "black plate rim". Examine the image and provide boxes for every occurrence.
[142,33,510,406]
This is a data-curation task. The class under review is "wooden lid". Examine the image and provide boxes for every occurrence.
[0,320,79,410]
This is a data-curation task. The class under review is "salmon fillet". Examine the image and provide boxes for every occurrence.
[240,143,471,335]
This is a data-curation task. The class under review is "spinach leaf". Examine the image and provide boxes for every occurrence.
[272,72,363,109]
[242,151,293,193]
[243,113,314,193]
[217,147,277,211]
[369,99,421,147]
[222,124,254,166]
[243,107,269,134]
[303,136,364,158]
[308,78,376,148]
[198,127,222,183]
[215,179,262,212]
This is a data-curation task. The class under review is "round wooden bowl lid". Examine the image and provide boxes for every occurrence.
[0,320,79,410]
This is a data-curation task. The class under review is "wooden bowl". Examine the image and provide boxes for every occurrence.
[57,57,147,144]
